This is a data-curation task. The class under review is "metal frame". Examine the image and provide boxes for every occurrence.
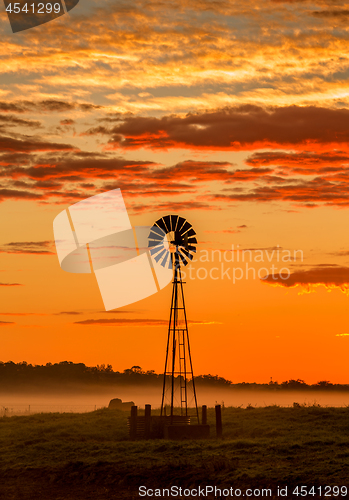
[160,262,200,424]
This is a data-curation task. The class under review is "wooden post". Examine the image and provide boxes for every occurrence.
[215,404,222,438]
[202,405,207,425]
[130,405,137,440]
[145,404,151,439]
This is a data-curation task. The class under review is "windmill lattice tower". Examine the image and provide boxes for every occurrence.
[148,215,199,424]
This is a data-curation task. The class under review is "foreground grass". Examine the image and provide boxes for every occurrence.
[0,407,349,499]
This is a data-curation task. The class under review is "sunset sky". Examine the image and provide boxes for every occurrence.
[1,0,349,384]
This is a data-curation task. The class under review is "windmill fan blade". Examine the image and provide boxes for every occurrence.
[149,230,164,241]
[185,228,196,238]
[170,215,179,232]
[150,226,166,238]
[187,244,197,253]
[149,214,197,270]
[150,244,164,256]
[168,254,173,270]
[162,215,172,232]
[155,218,167,232]
[187,237,197,244]
[178,252,188,266]
[148,240,163,248]
[154,248,167,262]
[180,248,193,261]
[180,221,191,235]
[176,216,186,233]
[162,252,170,268]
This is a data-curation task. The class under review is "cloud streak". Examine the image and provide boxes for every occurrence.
[0,241,54,255]
[0,282,23,286]
[74,318,217,326]
[262,266,349,295]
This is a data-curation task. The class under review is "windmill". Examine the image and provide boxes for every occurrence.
[148,214,199,424]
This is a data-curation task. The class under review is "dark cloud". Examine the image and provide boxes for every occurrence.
[0,282,23,286]
[12,181,35,188]
[36,101,102,113]
[242,246,284,252]
[100,181,194,198]
[210,175,349,207]
[0,152,32,165]
[0,241,54,255]
[205,226,246,234]
[245,151,349,169]
[262,266,349,293]
[0,115,41,129]
[75,318,212,326]
[0,189,43,202]
[329,251,349,257]
[33,180,63,189]
[0,312,35,316]
[38,100,75,112]
[150,161,234,181]
[85,106,349,151]
[130,200,215,213]
[2,114,349,208]
[5,156,153,181]
[78,103,102,111]
[75,318,168,326]
[0,101,28,113]
[148,161,271,183]
[0,135,75,153]
[60,119,75,126]
[0,100,102,114]
[0,321,15,326]
[56,311,82,315]
[312,10,349,18]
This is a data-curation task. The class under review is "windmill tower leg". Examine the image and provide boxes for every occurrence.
[160,265,200,424]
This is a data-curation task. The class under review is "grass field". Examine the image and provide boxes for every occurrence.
[0,406,348,499]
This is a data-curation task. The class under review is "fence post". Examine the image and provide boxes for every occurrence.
[145,404,151,439]
[202,405,207,425]
[215,404,222,438]
[130,405,138,440]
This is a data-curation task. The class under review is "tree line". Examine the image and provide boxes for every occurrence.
[0,362,348,390]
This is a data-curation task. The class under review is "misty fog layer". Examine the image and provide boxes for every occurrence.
[1,388,349,415]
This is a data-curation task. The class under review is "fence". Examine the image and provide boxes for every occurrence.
[0,404,102,416]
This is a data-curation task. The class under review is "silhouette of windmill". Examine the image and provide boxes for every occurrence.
[148,215,199,423]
